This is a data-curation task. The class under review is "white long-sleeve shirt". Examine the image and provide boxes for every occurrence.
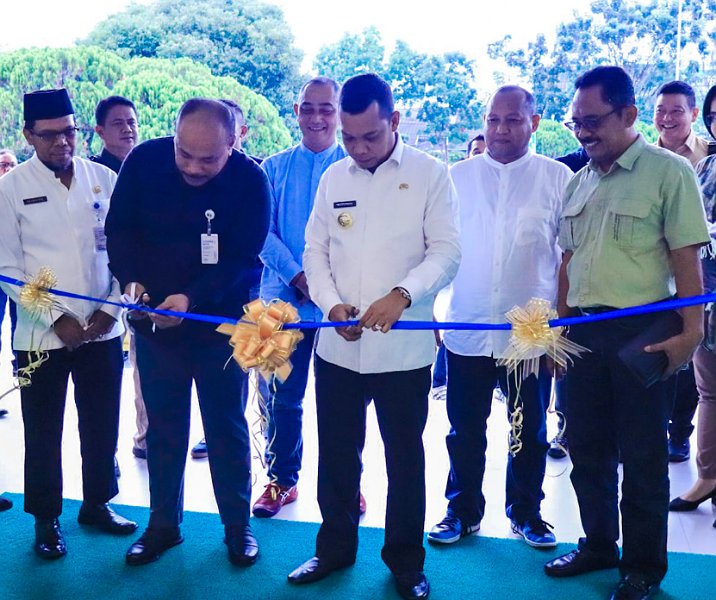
[443,150,572,358]
[0,154,124,351]
[304,135,461,374]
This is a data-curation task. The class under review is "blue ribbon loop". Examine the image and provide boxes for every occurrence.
[1,273,714,330]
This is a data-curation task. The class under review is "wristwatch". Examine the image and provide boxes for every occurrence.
[392,286,412,307]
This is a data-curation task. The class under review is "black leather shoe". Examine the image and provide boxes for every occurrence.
[395,571,430,600]
[34,518,67,559]
[125,527,183,566]
[0,408,7,418]
[544,548,618,577]
[668,485,716,511]
[78,503,138,535]
[610,575,659,599]
[288,556,354,584]
[0,497,12,512]
[668,437,690,462]
[225,524,259,566]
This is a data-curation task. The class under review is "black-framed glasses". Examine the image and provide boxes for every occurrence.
[29,127,80,143]
[705,112,716,127]
[564,108,622,132]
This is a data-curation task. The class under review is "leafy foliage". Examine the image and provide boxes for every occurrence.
[314,28,483,150]
[488,0,716,123]
[83,0,304,120]
[0,47,292,160]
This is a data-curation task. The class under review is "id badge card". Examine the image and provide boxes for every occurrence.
[93,225,107,252]
[201,233,219,264]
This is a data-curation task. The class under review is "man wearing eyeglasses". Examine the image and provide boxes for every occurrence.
[652,81,709,465]
[0,88,137,560]
[545,67,710,600]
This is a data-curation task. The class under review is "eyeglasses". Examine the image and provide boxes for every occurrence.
[0,162,16,169]
[705,112,716,127]
[29,127,80,143]
[564,108,622,132]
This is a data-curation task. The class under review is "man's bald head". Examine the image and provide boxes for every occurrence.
[174,98,236,187]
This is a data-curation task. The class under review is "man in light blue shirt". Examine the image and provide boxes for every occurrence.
[254,77,346,518]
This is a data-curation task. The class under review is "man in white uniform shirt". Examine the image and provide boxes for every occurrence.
[0,89,136,560]
[291,73,460,600]
[427,86,572,549]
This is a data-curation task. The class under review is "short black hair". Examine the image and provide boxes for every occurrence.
[299,77,340,99]
[467,134,484,154]
[704,84,716,139]
[492,85,536,115]
[656,80,696,109]
[95,95,137,126]
[575,66,635,108]
[219,99,245,125]
[340,73,394,119]
[177,98,235,140]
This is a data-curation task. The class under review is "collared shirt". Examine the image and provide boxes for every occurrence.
[89,148,123,174]
[105,138,270,343]
[259,142,346,321]
[656,130,709,168]
[443,151,572,358]
[560,134,710,309]
[304,135,461,374]
[0,154,124,351]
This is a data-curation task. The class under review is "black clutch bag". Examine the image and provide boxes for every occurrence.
[616,310,683,388]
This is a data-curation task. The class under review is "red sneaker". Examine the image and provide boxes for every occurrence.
[359,492,367,515]
[252,483,298,518]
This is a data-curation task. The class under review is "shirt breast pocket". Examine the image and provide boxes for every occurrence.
[560,199,588,250]
[515,208,553,247]
[610,198,651,249]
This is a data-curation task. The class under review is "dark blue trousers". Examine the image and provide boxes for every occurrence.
[566,314,673,584]
[444,350,551,524]
[136,332,251,529]
[314,355,430,574]
[19,337,123,518]
[265,328,316,487]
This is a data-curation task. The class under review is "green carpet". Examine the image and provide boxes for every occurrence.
[0,493,712,600]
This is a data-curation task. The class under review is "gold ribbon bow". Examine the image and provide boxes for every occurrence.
[497,298,588,381]
[217,299,304,383]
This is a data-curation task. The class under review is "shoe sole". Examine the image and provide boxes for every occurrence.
[427,524,480,545]
[191,452,208,459]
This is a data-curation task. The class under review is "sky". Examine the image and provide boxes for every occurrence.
[1,0,599,80]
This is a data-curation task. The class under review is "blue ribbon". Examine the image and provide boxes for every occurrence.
[1,273,714,331]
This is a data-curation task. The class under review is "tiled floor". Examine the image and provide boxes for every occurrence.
[0,315,714,557]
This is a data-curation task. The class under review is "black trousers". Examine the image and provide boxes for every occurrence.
[20,337,123,519]
[135,331,251,529]
[314,355,430,575]
[566,314,673,584]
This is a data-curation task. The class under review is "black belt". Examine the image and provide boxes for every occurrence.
[576,305,618,316]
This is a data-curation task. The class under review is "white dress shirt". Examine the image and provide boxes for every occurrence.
[0,154,124,351]
[304,135,461,374]
[443,150,572,358]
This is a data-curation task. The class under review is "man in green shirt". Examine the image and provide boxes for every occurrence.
[544,66,709,600]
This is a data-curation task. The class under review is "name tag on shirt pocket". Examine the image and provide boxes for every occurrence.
[333,201,357,208]
[23,196,47,205]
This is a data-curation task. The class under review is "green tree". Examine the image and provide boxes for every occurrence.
[0,47,292,160]
[313,30,483,154]
[533,119,581,158]
[488,0,716,121]
[83,0,304,120]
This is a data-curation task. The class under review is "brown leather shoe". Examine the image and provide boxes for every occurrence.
[252,483,298,518]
